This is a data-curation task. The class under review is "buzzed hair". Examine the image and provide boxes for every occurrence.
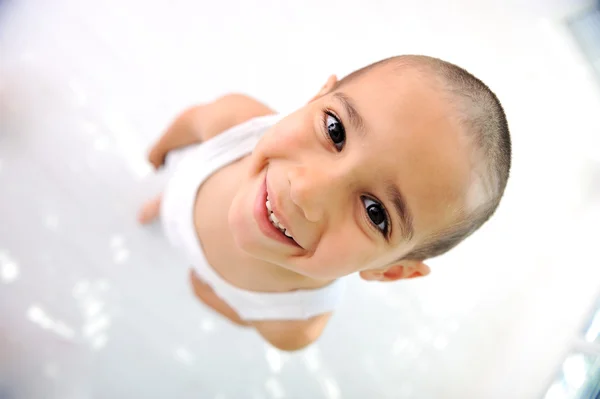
[336,55,512,261]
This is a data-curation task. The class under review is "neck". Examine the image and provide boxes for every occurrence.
[237,251,336,292]
[268,261,336,290]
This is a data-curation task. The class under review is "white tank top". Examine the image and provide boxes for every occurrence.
[160,114,345,321]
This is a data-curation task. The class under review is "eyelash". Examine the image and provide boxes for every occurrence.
[320,108,391,240]
[320,108,343,151]
[363,196,391,240]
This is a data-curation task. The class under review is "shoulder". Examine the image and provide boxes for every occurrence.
[199,93,276,141]
[170,93,276,143]
[214,93,276,119]
[251,312,333,352]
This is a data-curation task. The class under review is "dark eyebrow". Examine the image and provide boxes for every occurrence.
[387,183,414,240]
[333,92,366,135]
[332,92,411,240]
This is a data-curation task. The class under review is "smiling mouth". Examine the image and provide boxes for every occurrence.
[262,183,301,248]
[265,196,294,239]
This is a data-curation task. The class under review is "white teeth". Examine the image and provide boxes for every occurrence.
[269,213,287,231]
[265,196,294,240]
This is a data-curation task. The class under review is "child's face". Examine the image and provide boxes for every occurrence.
[228,65,473,281]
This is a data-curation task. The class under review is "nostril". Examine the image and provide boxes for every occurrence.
[288,167,323,222]
[304,207,323,223]
[293,190,322,223]
[287,170,300,206]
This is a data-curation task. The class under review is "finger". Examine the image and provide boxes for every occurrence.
[148,148,165,169]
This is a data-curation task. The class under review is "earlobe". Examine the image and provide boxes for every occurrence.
[359,269,384,281]
[308,75,338,103]
[382,266,407,281]
[412,262,431,279]
[322,75,338,93]
[359,261,431,282]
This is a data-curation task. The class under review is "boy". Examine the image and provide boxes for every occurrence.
[138,55,511,351]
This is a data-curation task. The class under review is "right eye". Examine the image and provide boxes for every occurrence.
[362,196,390,237]
[323,111,346,151]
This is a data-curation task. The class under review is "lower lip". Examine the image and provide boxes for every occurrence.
[254,175,299,247]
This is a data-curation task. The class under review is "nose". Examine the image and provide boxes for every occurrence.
[288,164,345,223]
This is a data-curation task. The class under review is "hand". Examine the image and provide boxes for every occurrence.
[148,143,166,170]
[188,269,250,327]
[146,106,207,170]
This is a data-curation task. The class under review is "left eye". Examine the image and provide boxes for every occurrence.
[324,112,346,151]
[362,196,389,236]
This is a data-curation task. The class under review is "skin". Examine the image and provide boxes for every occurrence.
[140,64,473,350]
[230,65,471,282]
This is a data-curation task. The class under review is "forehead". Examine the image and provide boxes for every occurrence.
[336,66,473,238]
[340,64,447,134]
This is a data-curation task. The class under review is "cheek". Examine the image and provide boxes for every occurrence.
[227,179,259,249]
[256,112,314,156]
[227,188,249,242]
[301,223,375,278]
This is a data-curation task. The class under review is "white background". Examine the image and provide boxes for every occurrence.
[1,0,599,398]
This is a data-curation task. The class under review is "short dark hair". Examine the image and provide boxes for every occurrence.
[337,55,512,261]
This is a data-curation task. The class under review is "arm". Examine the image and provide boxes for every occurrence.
[189,270,250,327]
[148,93,275,169]
[190,270,332,350]
[251,313,332,352]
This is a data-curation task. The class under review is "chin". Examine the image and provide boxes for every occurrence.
[227,196,251,252]
[226,193,265,259]
[277,259,340,281]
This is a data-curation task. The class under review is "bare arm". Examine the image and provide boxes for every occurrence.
[190,270,332,351]
[251,314,333,352]
[189,270,250,327]
[164,95,331,350]
[148,93,275,169]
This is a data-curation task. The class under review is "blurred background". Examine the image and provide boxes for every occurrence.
[1,0,599,398]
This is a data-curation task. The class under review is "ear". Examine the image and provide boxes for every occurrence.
[359,261,431,282]
[308,75,338,103]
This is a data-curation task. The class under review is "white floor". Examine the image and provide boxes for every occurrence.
[1,0,600,398]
